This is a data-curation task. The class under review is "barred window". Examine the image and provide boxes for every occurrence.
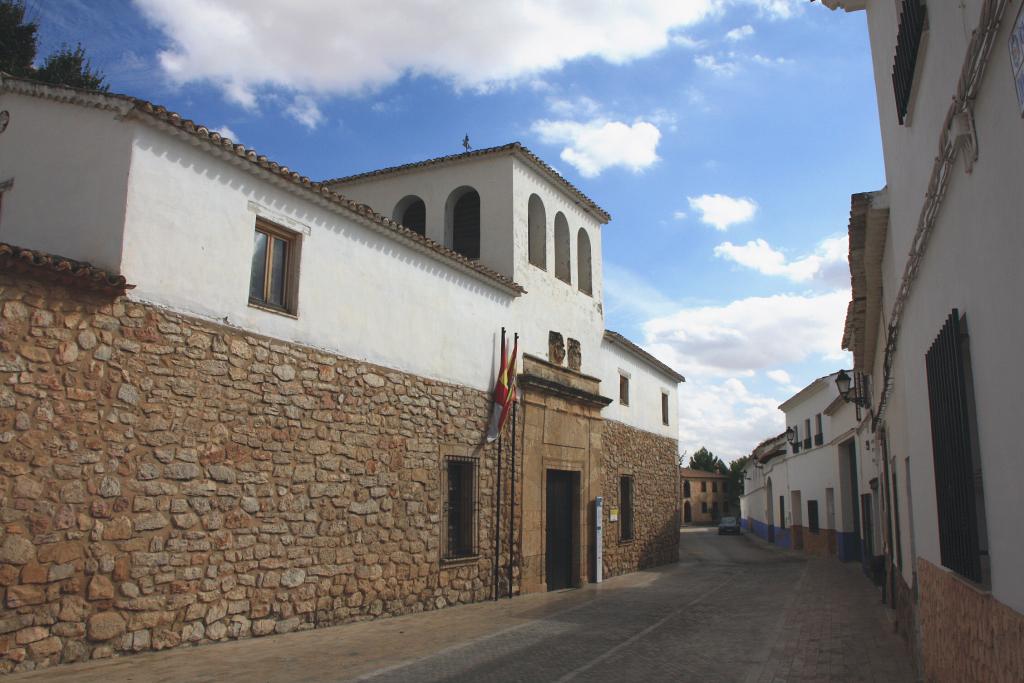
[619,475,634,541]
[926,310,987,584]
[443,457,478,559]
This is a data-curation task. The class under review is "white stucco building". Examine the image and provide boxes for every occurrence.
[0,77,680,438]
[740,372,861,558]
[824,1,1024,679]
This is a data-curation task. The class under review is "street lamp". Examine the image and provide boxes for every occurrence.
[835,369,867,407]
[785,426,798,446]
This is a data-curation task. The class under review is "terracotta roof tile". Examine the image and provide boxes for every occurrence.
[603,330,685,383]
[323,143,611,224]
[0,243,133,294]
[0,74,525,297]
[679,467,726,478]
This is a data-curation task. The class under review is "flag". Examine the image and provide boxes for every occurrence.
[486,332,509,443]
[501,335,518,433]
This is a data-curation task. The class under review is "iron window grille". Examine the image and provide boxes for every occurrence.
[443,456,479,559]
[814,414,824,446]
[619,475,635,541]
[925,310,987,584]
[892,0,927,125]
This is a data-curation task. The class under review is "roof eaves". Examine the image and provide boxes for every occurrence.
[0,74,526,298]
[0,242,134,294]
[603,330,685,383]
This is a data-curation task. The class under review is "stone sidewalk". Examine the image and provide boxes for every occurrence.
[10,531,916,682]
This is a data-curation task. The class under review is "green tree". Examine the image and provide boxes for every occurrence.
[36,44,107,91]
[0,1,107,90]
[0,0,37,77]
[726,456,749,501]
[688,446,723,473]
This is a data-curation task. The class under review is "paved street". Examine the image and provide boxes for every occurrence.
[14,529,915,682]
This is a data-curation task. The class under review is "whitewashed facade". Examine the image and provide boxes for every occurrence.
[0,77,681,439]
[740,373,861,558]
[826,0,1024,678]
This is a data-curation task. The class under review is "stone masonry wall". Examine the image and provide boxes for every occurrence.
[0,271,504,674]
[601,420,679,578]
[918,558,1024,683]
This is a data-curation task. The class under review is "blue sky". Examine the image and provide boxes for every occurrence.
[29,0,883,461]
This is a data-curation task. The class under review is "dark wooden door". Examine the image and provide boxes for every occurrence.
[545,470,574,591]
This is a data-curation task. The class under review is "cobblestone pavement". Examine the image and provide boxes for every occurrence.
[13,529,915,682]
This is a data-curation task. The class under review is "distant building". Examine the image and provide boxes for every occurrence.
[680,468,730,524]
[740,372,860,559]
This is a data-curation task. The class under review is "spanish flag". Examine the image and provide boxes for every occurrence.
[486,332,518,442]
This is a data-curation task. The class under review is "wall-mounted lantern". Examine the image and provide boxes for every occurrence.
[835,369,868,407]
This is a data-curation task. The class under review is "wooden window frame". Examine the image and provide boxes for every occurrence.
[249,218,301,316]
[661,392,669,425]
[619,373,629,406]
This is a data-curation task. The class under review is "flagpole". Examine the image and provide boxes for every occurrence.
[493,327,504,601]
[508,333,518,599]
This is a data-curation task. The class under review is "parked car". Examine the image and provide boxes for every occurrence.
[718,516,741,535]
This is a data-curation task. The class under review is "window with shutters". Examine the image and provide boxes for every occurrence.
[393,195,427,236]
[446,187,480,260]
[814,413,824,446]
[554,212,571,284]
[249,219,301,316]
[803,418,812,449]
[683,480,691,498]
[925,309,987,584]
[577,228,592,295]
[528,194,547,269]
[701,481,707,493]
[443,457,478,559]
[620,476,635,541]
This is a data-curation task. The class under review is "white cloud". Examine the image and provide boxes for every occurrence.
[751,53,793,66]
[694,54,740,76]
[547,95,602,118]
[605,261,851,458]
[670,34,706,49]
[713,235,848,286]
[531,118,661,177]
[678,377,784,460]
[725,25,754,41]
[673,211,688,220]
[134,0,727,106]
[749,0,804,19]
[643,289,851,376]
[285,95,323,130]
[687,193,757,230]
[211,125,238,142]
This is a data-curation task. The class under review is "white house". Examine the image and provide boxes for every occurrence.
[740,372,861,559]
[824,0,1024,679]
